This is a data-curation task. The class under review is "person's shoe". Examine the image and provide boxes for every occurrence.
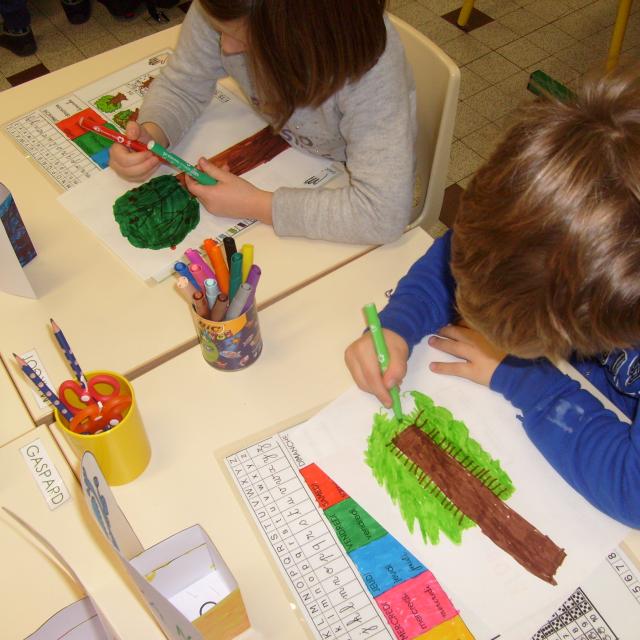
[61,0,92,24]
[0,26,37,56]
[97,0,137,20]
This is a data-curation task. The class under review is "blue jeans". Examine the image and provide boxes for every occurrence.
[0,0,31,30]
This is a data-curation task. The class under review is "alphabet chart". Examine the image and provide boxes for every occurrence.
[225,427,640,640]
[4,51,171,190]
[225,434,473,640]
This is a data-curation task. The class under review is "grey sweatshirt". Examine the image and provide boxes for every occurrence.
[139,1,417,244]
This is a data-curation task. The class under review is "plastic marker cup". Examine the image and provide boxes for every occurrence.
[147,140,217,186]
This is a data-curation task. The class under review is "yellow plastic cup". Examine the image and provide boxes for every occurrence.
[54,370,151,485]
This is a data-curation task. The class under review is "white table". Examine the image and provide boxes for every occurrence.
[0,26,371,425]
[49,227,431,638]
[0,358,35,446]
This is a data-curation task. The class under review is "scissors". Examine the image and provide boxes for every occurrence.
[58,374,132,434]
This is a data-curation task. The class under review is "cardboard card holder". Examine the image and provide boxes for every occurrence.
[131,525,250,639]
[80,452,251,640]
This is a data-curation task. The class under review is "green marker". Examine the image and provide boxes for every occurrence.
[147,140,217,186]
[363,302,403,421]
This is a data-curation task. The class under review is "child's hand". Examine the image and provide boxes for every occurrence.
[109,121,163,182]
[185,158,273,224]
[345,329,409,408]
[428,325,506,386]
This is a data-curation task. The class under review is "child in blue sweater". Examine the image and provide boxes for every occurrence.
[345,64,640,528]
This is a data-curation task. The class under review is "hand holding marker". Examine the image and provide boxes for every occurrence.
[79,120,217,187]
[363,303,403,421]
[146,140,217,186]
[78,118,148,152]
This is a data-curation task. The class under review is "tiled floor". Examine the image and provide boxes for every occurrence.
[1,0,639,231]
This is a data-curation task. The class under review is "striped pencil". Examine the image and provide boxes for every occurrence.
[13,353,74,422]
[50,318,88,388]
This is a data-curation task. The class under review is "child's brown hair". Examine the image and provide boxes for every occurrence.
[451,63,640,360]
[200,0,387,130]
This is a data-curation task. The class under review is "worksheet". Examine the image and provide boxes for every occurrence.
[224,339,634,639]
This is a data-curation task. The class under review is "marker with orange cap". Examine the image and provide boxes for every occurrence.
[203,238,229,295]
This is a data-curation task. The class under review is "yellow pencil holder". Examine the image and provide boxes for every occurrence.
[54,370,151,486]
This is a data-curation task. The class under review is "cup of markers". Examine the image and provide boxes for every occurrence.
[175,238,263,371]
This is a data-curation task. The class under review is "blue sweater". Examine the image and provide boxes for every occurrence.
[379,232,640,527]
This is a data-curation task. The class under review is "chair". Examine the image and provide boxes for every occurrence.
[389,14,460,232]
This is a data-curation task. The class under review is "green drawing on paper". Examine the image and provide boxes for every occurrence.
[113,175,199,250]
[366,390,515,545]
[113,108,137,130]
[96,92,127,113]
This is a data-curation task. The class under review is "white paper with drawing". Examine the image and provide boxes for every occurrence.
[281,338,628,635]
[58,86,339,282]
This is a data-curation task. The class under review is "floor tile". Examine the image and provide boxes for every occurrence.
[498,37,548,68]
[526,55,581,84]
[466,50,521,84]
[447,139,485,182]
[417,0,462,14]
[462,121,503,159]
[0,49,40,77]
[555,41,608,73]
[458,66,491,100]
[525,23,579,54]
[416,17,463,44]
[469,20,520,49]
[498,8,547,36]
[525,0,573,22]
[389,0,413,9]
[76,32,122,57]
[440,34,491,65]
[464,84,525,120]
[392,1,437,27]
[37,46,85,71]
[554,9,605,39]
[494,70,532,97]
[453,101,490,138]
[473,0,520,19]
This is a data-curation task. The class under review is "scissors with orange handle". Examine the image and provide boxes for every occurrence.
[58,374,132,434]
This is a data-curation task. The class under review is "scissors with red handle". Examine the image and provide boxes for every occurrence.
[58,374,132,434]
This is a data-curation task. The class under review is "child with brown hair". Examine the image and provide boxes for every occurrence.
[110,0,416,244]
[345,63,640,527]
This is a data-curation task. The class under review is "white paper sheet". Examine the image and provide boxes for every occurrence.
[280,339,628,636]
[58,88,339,282]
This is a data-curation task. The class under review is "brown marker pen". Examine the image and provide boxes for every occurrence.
[210,293,229,322]
[192,291,209,318]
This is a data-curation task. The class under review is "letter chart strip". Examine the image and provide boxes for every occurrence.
[225,435,473,640]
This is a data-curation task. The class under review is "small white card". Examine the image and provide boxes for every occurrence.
[20,438,71,510]
[20,349,55,411]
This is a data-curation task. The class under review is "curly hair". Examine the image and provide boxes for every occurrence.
[451,63,640,359]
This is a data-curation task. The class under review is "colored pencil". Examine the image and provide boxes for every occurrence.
[13,353,74,421]
[50,318,88,388]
